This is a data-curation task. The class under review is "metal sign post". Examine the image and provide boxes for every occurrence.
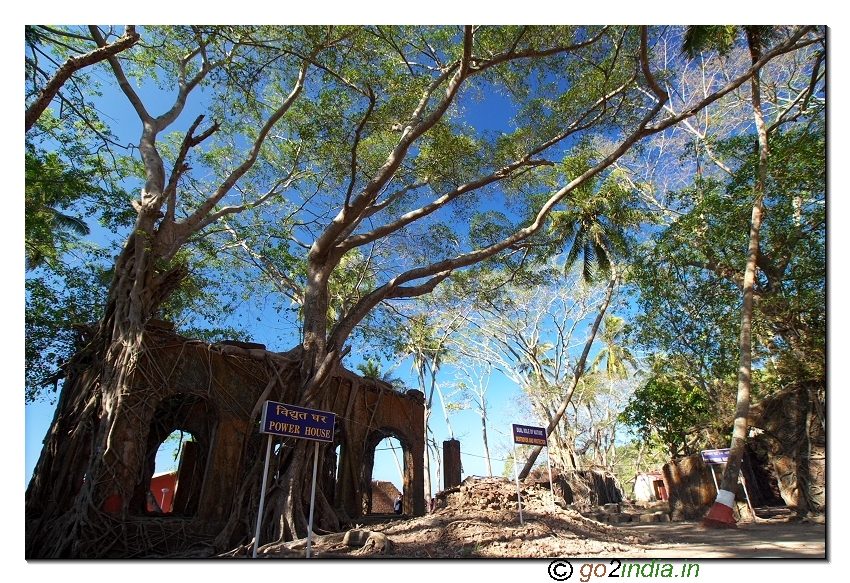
[253,401,336,558]
[512,440,523,525]
[252,434,274,559]
[305,440,321,558]
[546,449,556,512]
[700,448,756,521]
[511,423,551,524]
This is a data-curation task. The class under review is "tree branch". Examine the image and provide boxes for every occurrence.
[26,25,140,133]
[177,51,317,242]
[164,115,220,225]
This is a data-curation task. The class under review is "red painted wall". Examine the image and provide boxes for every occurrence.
[148,472,177,513]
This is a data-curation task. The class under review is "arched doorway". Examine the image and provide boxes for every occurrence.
[133,393,215,517]
[362,429,412,515]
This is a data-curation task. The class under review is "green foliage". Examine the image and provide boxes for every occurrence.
[25,254,111,402]
[619,357,712,458]
[681,26,739,58]
[23,25,823,413]
[609,439,668,488]
[25,150,95,270]
[681,25,777,59]
[630,120,825,401]
[355,358,405,390]
[536,145,645,282]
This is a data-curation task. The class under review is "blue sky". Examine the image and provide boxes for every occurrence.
[20,27,540,492]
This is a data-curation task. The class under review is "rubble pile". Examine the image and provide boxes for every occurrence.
[437,476,553,512]
[320,476,656,558]
[244,476,821,559]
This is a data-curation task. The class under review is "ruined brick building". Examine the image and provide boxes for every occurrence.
[134,324,428,526]
[27,322,426,552]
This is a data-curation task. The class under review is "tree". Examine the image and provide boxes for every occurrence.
[453,264,622,473]
[25,152,91,271]
[582,315,641,468]
[355,358,404,389]
[680,26,824,527]
[516,141,644,478]
[591,316,638,378]
[393,309,462,506]
[25,25,140,133]
[27,26,342,557]
[695,24,771,529]
[452,360,495,477]
[26,25,821,557]
[619,355,713,458]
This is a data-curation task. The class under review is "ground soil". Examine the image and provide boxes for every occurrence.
[245,477,825,559]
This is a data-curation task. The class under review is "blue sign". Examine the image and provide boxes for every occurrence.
[512,424,548,447]
[701,448,730,464]
[260,401,336,443]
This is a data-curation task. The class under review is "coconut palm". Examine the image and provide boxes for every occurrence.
[546,148,640,282]
[517,160,643,479]
[590,315,639,380]
[25,151,92,270]
[355,358,404,389]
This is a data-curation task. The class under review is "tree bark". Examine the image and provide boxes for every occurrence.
[481,409,493,478]
[702,27,769,528]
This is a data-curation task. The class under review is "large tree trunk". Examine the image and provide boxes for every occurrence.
[26,228,189,557]
[247,260,344,547]
[702,27,769,529]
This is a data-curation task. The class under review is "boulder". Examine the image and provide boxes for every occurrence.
[342,529,371,547]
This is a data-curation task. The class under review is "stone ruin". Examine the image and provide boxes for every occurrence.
[370,480,402,514]
[660,382,825,520]
[28,322,426,548]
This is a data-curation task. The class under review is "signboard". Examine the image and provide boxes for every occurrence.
[260,401,336,443]
[701,448,730,464]
[512,423,548,447]
[254,401,337,559]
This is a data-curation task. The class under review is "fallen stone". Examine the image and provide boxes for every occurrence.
[363,532,393,554]
[342,529,371,547]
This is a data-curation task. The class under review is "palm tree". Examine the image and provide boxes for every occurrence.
[587,315,639,467]
[400,313,457,505]
[547,148,638,282]
[518,171,641,478]
[25,151,92,270]
[355,358,404,388]
[590,315,639,380]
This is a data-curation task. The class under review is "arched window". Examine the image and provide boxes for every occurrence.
[134,394,215,517]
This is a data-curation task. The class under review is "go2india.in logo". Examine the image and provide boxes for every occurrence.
[548,559,700,581]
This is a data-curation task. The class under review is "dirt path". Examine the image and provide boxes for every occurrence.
[250,510,824,559]
[611,519,825,558]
